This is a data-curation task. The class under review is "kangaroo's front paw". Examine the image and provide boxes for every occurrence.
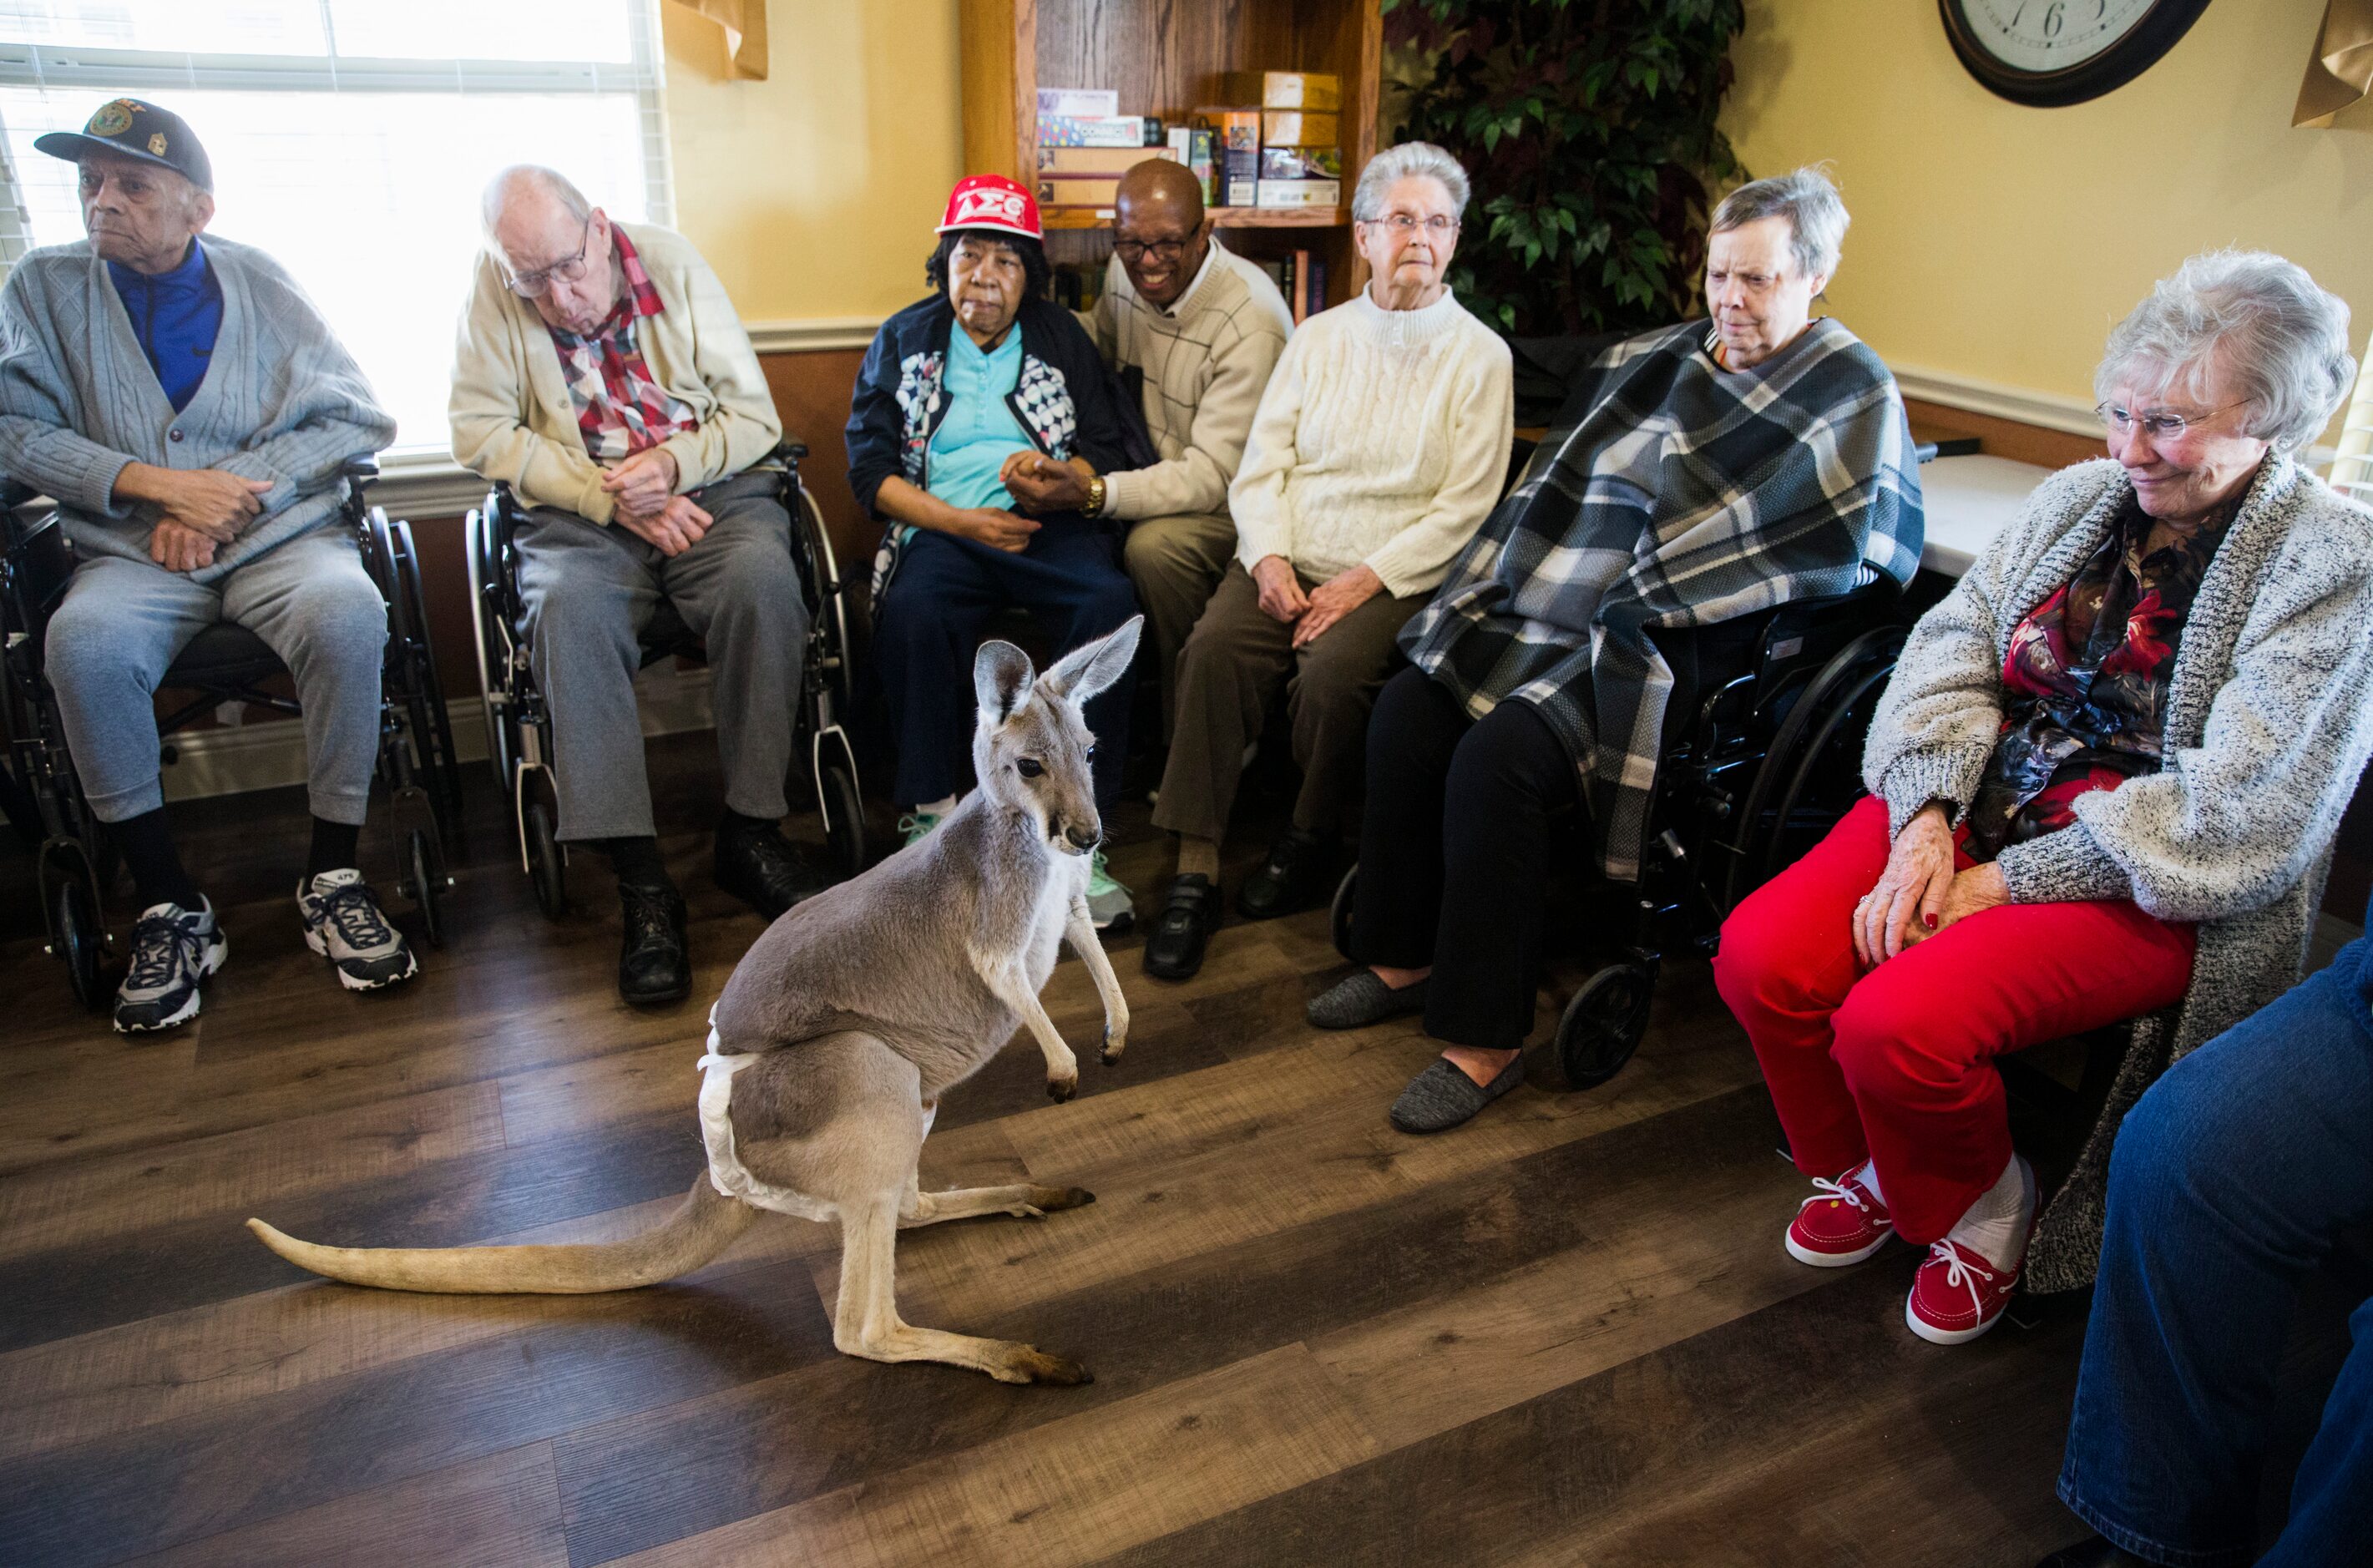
[1099,1024,1127,1066]
[1047,1075,1078,1103]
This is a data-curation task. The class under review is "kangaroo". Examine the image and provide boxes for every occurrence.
[249,618,1144,1385]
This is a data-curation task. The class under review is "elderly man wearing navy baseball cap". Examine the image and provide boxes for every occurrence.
[0,98,413,1033]
[842,175,1155,933]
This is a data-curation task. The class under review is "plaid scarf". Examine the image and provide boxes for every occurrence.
[1399,317,1925,880]
[547,228,696,462]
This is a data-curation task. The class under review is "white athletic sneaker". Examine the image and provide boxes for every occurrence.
[114,898,227,1034]
[297,869,418,992]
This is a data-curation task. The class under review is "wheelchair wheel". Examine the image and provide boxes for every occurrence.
[795,483,856,718]
[384,515,463,839]
[463,505,517,795]
[51,875,106,1013]
[1329,865,1357,962]
[1721,625,1905,910]
[818,745,867,882]
[404,827,447,948]
[1754,660,1899,890]
[524,797,566,921]
[1541,960,1660,1091]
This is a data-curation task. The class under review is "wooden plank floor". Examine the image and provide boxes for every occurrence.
[2,734,2125,1566]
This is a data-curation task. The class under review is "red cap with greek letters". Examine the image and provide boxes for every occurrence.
[935,175,1042,240]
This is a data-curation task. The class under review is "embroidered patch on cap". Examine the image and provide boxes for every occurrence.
[89,100,135,137]
[148,132,168,156]
[950,184,1027,229]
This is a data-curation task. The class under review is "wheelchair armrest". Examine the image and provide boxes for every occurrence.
[340,457,381,484]
[2,490,59,550]
[1913,438,1981,463]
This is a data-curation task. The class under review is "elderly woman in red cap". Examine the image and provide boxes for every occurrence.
[845,175,1151,928]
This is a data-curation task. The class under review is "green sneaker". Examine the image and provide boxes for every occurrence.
[1085,848,1134,933]
[898,811,942,848]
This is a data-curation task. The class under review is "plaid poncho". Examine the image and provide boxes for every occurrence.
[1399,317,1925,881]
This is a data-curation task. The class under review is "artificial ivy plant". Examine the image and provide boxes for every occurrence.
[1384,0,1748,337]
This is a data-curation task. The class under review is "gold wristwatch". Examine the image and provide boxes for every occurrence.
[1085,473,1107,516]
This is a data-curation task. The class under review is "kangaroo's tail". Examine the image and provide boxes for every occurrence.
[246,1175,757,1295]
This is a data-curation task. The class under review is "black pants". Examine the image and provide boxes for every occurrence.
[1351,666,1577,1051]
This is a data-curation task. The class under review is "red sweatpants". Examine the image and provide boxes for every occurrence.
[1712,796,2196,1246]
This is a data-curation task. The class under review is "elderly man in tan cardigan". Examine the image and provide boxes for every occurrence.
[451,164,819,1007]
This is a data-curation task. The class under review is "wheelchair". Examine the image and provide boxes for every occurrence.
[2,461,463,1011]
[1329,547,1930,1096]
[463,442,864,920]
[1323,396,1966,1093]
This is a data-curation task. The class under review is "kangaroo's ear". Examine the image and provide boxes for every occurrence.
[973,640,1035,723]
[1039,615,1143,706]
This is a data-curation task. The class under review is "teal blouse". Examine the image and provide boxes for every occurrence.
[927,324,1033,510]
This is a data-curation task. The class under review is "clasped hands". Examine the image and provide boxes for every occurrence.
[1251,554,1382,649]
[119,462,277,574]
[1850,802,2009,968]
[1000,450,1093,515]
[916,452,1094,556]
[602,447,711,558]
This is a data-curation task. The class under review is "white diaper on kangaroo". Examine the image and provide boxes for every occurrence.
[696,1014,837,1222]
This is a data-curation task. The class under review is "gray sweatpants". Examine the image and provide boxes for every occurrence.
[516,469,807,842]
[45,524,387,826]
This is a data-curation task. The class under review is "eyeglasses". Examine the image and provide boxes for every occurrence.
[2095,401,2239,442]
[1113,237,1189,263]
[1364,213,1459,235]
[505,216,595,298]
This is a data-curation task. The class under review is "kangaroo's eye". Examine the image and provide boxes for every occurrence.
[1016,757,1045,778]
[1084,745,1096,761]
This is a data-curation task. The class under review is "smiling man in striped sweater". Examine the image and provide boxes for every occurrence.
[1004,158,1293,737]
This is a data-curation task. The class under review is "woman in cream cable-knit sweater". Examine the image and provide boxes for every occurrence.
[1141,142,1513,982]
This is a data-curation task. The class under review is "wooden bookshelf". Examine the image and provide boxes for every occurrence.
[959,0,1384,307]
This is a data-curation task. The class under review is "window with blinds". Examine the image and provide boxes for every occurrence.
[0,0,675,455]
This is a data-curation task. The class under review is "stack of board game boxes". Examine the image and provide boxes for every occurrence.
[1035,89,1177,215]
[1033,71,1344,220]
[1219,71,1340,211]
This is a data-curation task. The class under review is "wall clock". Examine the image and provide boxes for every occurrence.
[1940,0,2214,107]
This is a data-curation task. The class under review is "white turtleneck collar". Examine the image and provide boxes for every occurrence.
[1348,282,1467,346]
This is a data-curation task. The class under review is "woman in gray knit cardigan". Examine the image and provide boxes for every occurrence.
[1714,250,2373,1346]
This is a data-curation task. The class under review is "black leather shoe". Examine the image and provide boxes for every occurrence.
[1142,874,1223,980]
[618,881,691,1005]
[1235,828,1338,920]
[2035,1537,2153,1568]
[715,819,828,921]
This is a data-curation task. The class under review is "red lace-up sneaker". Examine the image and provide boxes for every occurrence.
[1784,1163,1894,1267]
[1907,1159,2037,1345]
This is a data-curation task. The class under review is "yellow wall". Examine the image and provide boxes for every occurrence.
[659,0,962,324]
[1721,0,2373,415]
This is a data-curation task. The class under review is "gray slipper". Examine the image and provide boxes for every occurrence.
[1307,971,1429,1029]
[1389,1053,1526,1134]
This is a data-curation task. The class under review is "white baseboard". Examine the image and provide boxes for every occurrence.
[158,664,718,805]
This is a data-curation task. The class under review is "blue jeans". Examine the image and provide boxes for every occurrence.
[2058,933,2373,1566]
